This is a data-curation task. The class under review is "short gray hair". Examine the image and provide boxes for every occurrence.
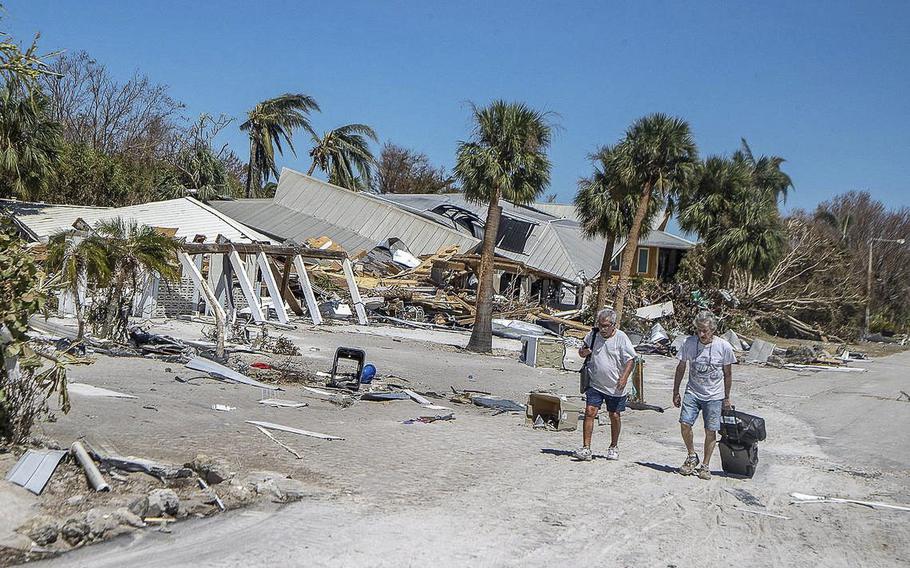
[693,310,717,330]
[596,308,618,325]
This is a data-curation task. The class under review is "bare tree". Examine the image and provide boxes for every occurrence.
[373,142,456,194]
[42,51,184,161]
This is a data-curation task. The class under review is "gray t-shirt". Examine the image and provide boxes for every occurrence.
[583,329,637,396]
[677,336,736,401]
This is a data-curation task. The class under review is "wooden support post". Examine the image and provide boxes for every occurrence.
[179,252,225,358]
[293,255,323,325]
[342,258,368,325]
[269,258,303,316]
[256,252,289,324]
[228,251,265,323]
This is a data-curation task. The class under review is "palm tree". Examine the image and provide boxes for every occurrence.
[46,231,110,340]
[307,123,378,190]
[575,145,639,312]
[677,156,751,284]
[240,93,320,197]
[455,100,553,353]
[0,84,61,200]
[678,141,791,287]
[88,218,179,342]
[611,114,698,319]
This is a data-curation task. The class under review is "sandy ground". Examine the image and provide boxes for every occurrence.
[10,318,909,567]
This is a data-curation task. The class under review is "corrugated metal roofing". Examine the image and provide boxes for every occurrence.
[0,197,271,243]
[211,169,695,285]
[269,169,479,257]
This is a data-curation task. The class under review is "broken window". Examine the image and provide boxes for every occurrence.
[495,216,535,254]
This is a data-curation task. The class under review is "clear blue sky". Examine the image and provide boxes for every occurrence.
[5,0,909,214]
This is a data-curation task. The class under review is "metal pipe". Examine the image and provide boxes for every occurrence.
[71,441,111,492]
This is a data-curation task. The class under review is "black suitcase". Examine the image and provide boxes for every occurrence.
[719,439,759,478]
[720,406,766,445]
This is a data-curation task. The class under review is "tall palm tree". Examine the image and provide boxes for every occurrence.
[455,100,552,353]
[240,93,320,197]
[0,84,61,200]
[611,114,698,319]
[307,123,377,190]
[575,145,639,312]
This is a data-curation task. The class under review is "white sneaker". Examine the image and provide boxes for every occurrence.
[574,447,593,461]
[606,447,619,460]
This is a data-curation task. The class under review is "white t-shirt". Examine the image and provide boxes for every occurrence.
[677,336,736,401]
[583,329,637,396]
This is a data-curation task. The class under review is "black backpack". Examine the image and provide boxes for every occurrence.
[720,406,767,445]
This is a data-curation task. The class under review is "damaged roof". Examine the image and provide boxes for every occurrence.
[211,168,695,285]
[1,197,272,244]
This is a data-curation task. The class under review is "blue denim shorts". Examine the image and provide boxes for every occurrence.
[585,388,627,413]
[679,392,722,431]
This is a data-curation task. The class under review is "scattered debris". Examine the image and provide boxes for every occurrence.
[196,477,226,511]
[71,441,111,492]
[734,508,790,520]
[472,397,525,413]
[246,420,344,441]
[300,386,353,407]
[746,338,776,364]
[5,449,67,494]
[91,450,194,479]
[254,425,303,459]
[186,356,280,390]
[525,393,582,431]
[724,487,764,507]
[360,391,411,402]
[66,383,137,399]
[402,413,455,424]
[635,300,675,320]
[259,398,309,408]
[782,364,867,373]
[790,492,910,512]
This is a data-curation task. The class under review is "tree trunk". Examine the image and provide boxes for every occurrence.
[307,161,317,176]
[613,183,652,321]
[702,254,716,286]
[595,234,616,312]
[466,191,503,354]
[245,139,255,198]
[75,299,85,341]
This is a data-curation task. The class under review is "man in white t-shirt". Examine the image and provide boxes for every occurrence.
[574,308,637,462]
[673,310,736,480]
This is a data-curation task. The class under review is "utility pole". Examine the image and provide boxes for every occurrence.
[865,237,906,338]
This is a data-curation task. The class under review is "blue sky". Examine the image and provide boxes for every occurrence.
[5,1,909,214]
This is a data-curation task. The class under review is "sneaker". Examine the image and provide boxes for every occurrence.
[679,454,700,475]
[696,464,712,480]
[574,447,593,461]
[606,447,619,460]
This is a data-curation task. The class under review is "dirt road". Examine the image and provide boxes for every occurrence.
[30,322,910,567]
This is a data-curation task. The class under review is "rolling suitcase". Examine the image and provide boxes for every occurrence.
[719,439,759,478]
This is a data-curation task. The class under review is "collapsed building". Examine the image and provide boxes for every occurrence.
[212,169,695,310]
[1,168,695,329]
